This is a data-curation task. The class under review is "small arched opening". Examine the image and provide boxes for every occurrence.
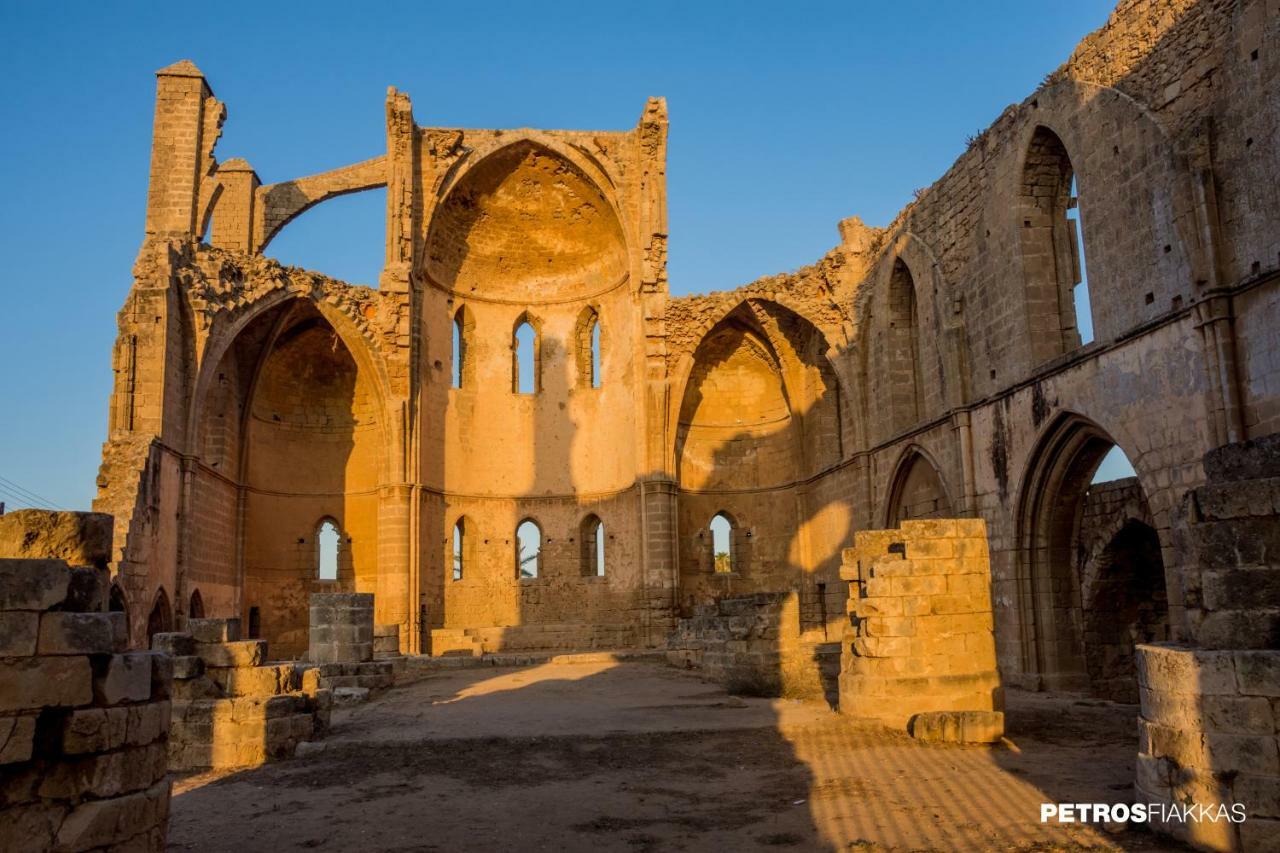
[147,588,172,641]
[512,317,540,395]
[318,519,341,582]
[581,515,605,577]
[516,519,542,580]
[189,589,205,619]
[709,512,737,574]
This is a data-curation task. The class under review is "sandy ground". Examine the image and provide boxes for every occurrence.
[169,661,1186,852]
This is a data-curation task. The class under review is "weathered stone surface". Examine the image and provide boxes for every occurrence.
[0,713,38,764]
[909,710,1004,744]
[152,631,195,657]
[0,559,69,612]
[93,652,154,705]
[38,611,124,655]
[172,654,204,679]
[187,618,240,644]
[0,655,92,712]
[196,639,266,668]
[0,510,113,568]
[0,611,39,656]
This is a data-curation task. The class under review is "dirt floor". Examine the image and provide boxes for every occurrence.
[169,660,1186,852]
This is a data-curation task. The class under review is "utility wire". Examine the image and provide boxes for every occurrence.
[0,474,65,510]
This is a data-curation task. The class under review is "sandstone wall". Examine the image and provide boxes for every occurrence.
[0,514,172,853]
[837,520,1003,737]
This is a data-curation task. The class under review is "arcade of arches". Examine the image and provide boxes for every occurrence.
[87,5,1280,846]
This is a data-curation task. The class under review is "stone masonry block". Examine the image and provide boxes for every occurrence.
[38,611,125,655]
[197,639,266,668]
[0,558,69,611]
[0,713,37,764]
[0,611,38,656]
[93,652,154,705]
[151,632,195,656]
[0,510,113,568]
[1234,650,1280,697]
[0,656,92,712]
[187,618,241,643]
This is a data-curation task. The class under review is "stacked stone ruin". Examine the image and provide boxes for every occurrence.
[307,593,395,704]
[838,519,1004,743]
[1134,436,1280,851]
[0,511,171,853]
[159,617,331,770]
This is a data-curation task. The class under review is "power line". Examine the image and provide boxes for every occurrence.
[0,475,64,510]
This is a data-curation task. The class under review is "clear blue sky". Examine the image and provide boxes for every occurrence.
[0,0,1121,511]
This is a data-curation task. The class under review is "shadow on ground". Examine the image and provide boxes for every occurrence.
[169,662,1187,852]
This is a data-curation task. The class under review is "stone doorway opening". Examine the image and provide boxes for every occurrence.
[1016,415,1170,702]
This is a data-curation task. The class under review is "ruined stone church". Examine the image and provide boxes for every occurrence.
[87,0,1278,827]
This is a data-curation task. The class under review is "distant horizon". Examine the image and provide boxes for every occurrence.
[0,0,1120,510]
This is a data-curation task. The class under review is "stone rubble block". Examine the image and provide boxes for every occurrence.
[0,655,93,712]
[151,632,195,657]
[0,509,113,568]
[38,611,126,656]
[0,712,38,764]
[909,710,1004,743]
[0,513,173,853]
[0,610,39,656]
[195,639,266,668]
[93,652,155,705]
[0,558,71,612]
[186,618,240,644]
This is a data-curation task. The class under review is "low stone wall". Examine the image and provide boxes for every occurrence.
[373,623,401,660]
[308,593,373,664]
[667,592,830,698]
[1135,643,1280,852]
[838,519,1003,740]
[159,618,331,771]
[0,512,172,852]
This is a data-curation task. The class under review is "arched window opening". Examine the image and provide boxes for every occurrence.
[452,310,466,389]
[247,606,261,639]
[147,588,172,641]
[512,320,539,395]
[516,519,542,580]
[575,307,603,389]
[710,513,735,574]
[109,584,127,614]
[581,515,605,577]
[1019,418,1168,702]
[1091,444,1137,485]
[887,451,954,527]
[318,519,340,581]
[452,518,466,582]
[886,259,922,432]
[1019,126,1092,361]
[189,589,205,619]
[591,320,602,388]
[1067,176,1094,345]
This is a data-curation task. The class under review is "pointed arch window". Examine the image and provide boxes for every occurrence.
[512,317,540,395]
[452,518,467,581]
[452,309,466,389]
[575,307,603,389]
[516,519,542,579]
[886,259,922,432]
[1019,126,1094,360]
[581,515,605,577]
[318,519,340,581]
[710,512,735,574]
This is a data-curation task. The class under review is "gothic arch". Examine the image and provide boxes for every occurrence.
[1012,411,1171,691]
[881,444,955,528]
